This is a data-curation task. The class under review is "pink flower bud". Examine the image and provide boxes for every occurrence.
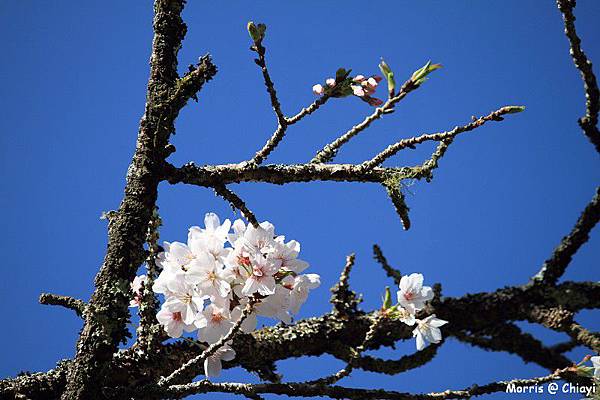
[367,77,378,87]
[351,85,366,97]
[352,75,365,82]
[373,75,383,83]
[312,84,325,96]
[326,78,336,87]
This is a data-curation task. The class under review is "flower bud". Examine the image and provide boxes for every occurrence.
[312,84,325,96]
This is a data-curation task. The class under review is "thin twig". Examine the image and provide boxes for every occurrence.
[308,314,384,385]
[311,78,419,164]
[159,300,255,386]
[248,32,288,165]
[330,254,361,314]
[213,184,259,228]
[373,244,401,285]
[361,106,523,171]
[285,95,331,125]
[531,186,600,285]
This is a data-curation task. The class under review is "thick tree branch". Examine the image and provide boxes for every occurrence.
[164,161,397,186]
[452,323,573,372]
[61,1,217,398]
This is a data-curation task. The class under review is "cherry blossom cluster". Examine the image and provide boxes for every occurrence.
[383,273,448,351]
[312,68,384,106]
[130,213,320,377]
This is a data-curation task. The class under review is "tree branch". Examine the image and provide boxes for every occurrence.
[213,184,259,228]
[39,293,87,318]
[531,186,600,285]
[311,77,420,164]
[557,0,600,153]
[373,244,402,285]
[61,1,217,398]
[158,367,571,400]
[360,106,524,171]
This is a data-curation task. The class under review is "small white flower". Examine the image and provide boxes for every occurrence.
[351,84,366,97]
[397,273,433,314]
[164,277,207,325]
[394,306,416,326]
[312,84,325,95]
[227,219,247,245]
[325,78,336,87]
[188,213,232,263]
[185,255,231,300]
[241,255,278,296]
[161,241,197,269]
[287,274,320,315]
[129,275,147,308]
[156,301,197,338]
[198,303,234,344]
[271,238,309,273]
[204,345,236,378]
[412,315,448,351]
[255,284,292,323]
[591,356,600,379]
[352,74,365,82]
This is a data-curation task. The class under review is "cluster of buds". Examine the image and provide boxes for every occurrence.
[312,67,384,106]
[349,74,384,106]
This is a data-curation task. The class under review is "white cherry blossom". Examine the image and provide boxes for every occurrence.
[188,213,231,263]
[397,273,433,314]
[241,255,279,296]
[255,284,292,323]
[156,301,197,338]
[151,212,321,379]
[129,275,147,308]
[204,345,236,378]
[412,315,448,351]
[163,278,206,325]
[287,274,320,315]
[198,303,234,344]
[186,255,231,300]
[271,238,309,273]
[592,355,600,379]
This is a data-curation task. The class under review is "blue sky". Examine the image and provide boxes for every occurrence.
[1,1,598,399]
